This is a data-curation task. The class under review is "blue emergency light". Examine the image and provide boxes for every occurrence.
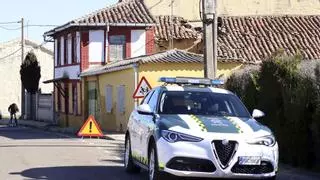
[159,77,224,86]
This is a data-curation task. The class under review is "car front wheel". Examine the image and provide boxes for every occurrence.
[148,143,161,180]
[124,136,140,173]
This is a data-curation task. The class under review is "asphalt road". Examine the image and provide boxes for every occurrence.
[0,125,146,180]
[0,125,319,180]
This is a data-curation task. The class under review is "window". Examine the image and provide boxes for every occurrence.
[105,85,112,113]
[140,90,154,105]
[109,35,126,62]
[159,91,251,118]
[117,85,125,113]
[72,83,77,115]
[148,89,159,111]
[72,33,77,64]
[64,82,69,114]
[88,81,99,119]
[57,39,61,66]
[56,85,61,112]
[64,36,68,65]
[76,33,80,63]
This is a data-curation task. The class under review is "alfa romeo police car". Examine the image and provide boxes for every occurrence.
[124,77,278,180]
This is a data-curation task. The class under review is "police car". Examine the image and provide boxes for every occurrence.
[124,77,278,180]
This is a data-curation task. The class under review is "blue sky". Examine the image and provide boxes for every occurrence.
[0,0,117,44]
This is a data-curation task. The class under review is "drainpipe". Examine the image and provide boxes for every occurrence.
[133,63,139,108]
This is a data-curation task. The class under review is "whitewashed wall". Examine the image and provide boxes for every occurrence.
[76,32,81,63]
[54,39,58,66]
[54,65,80,80]
[131,30,146,58]
[60,36,65,66]
[67,34,72,64]
[0,39,54,117]
[89,30,104,63]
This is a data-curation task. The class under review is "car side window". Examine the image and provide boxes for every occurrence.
[140,90,154,105]
[148,89,159,112]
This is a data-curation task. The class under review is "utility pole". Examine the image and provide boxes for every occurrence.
[202,0,217,79]
[21,17,25,118]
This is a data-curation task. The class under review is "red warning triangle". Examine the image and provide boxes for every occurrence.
[133,76,152,98]
[77,115,103,137]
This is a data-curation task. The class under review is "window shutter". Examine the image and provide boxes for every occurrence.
[109,35,126,62]
[117,85,125,113]
[105,85,112,113]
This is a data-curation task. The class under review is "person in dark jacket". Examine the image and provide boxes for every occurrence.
[8,103,19,126]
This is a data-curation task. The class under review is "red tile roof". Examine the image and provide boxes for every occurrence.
[73,0,155,24]
[155,16,200,40]
[44,0,155,36]
[81,49,245,77]
[218,16,320,62]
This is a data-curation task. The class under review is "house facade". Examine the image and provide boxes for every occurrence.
[0,39,53,117]
[44,0,156,128]
[80,49,244,131]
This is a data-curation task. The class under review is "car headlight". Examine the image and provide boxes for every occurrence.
[161,130,203,143]
[247,135,276,147]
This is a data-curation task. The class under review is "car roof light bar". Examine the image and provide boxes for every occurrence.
[159,77,224,86]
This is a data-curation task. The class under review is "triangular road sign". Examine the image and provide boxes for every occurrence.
[77,115,103,137]
[133,76,152,98]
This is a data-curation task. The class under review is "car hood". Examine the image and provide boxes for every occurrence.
[157,114,271,134]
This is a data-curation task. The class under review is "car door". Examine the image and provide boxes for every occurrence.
[130,91,154,162]
[131,90,154,163]
[140,89,160,164]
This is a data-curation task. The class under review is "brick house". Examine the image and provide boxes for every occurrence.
[43,0,156,128]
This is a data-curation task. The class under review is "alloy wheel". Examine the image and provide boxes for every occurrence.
[149,149,155,180]
[124,138,130,168]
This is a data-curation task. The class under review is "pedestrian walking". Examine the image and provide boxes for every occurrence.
[8,103,19,127]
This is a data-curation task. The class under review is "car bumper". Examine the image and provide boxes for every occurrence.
[157,138,278,179]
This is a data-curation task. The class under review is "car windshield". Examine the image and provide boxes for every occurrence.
[158,91,251,118]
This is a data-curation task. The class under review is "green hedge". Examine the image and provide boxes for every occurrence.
[226,52,320,169]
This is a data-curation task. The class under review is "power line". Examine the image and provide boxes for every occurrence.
[0,24,58,31]
[27,25,58,27]
[0,21,20,24]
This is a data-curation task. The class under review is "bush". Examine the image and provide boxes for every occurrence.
[225,65,260,113]
[226,52,320,169]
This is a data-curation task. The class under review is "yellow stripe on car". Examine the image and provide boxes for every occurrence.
[225,117,244,133]
[190,115,208,132]
[159,162,165,170]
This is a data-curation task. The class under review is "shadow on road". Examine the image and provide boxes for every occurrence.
[9,166,147,180]
[0,126,71,140]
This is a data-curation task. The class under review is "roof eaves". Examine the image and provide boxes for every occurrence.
[44,22,156,37]
[81,64,135,77]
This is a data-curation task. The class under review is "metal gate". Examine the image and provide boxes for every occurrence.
[36,93,54,123]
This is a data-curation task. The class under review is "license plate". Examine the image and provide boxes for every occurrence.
[239,156,261,165]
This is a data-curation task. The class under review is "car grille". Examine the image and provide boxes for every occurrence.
[231,161,274,174]
[167,157,216,172]
[212,140,237,168]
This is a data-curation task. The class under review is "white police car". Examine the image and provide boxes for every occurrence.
[124,77,278,180]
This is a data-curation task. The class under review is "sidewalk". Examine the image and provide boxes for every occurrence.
[0,118,125,141]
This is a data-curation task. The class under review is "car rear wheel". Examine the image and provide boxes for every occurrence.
[124,136,140,173]
[148,143,161,180]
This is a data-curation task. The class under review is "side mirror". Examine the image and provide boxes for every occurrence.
[137,104,154,115]
[252,109,265,119]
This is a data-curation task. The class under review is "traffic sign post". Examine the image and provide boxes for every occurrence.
[133,76,152,99]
